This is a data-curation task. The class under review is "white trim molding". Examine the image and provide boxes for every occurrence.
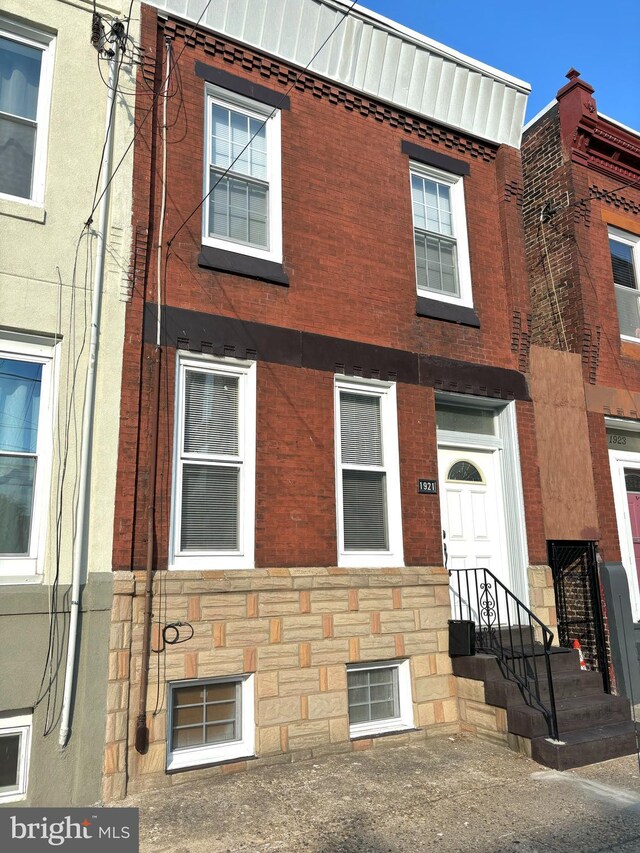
[0,17,55,207]
[608,446,640,622]
[0,334,58,582]
[334,375,404,569]
[170,353,256,571]
[347,658,413,738]
[202,85,282,264]
[410,162,473,309]
[608,226,640,343]
[0,712,32,803]
[167,675,255,771]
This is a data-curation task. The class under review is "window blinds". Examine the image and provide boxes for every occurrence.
[340,391,388,551]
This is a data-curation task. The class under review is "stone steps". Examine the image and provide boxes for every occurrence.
[452,646,638,770]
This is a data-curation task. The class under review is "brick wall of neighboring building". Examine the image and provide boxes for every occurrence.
[522,71,640,696]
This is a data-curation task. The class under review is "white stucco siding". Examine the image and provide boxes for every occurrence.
[0,0,136,584]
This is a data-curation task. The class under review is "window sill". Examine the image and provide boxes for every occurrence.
[198,245,289,286]
[338,553,405,569]
[0,195,46,223]
[350,723,418,740]
[416,295,480,327]
[167,745,255,772]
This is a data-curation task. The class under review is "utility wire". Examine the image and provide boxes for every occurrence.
[167,0,360,247]
[84,0,216,229]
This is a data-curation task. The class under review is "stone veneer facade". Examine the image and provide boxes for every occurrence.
[103,567,464,799]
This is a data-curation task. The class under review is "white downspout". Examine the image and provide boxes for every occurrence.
[59,44,119,748]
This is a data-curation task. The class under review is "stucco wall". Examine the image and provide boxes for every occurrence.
[0,0,136,586]
[0,0,136,807]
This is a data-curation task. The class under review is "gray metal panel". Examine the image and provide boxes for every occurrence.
[150,0,529,148]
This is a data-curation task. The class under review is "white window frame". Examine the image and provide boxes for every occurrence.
[334,376,404,569]
[0,713,32,803]
[170,353,256,571]
[609,226,640,343]
[0,17,55,207]
[347,659,414,739]
[0,334,57,582]
[167,675,255,771]
[409,162,473,308]
[202,85,282,264]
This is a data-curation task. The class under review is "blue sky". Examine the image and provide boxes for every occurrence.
[360,1,639,130]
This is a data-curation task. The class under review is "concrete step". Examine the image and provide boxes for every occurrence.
[452,648,580,683]
[531,721,639,771]
[507,694,631,740]
[484,670,604,709]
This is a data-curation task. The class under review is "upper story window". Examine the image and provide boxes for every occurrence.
[203,87,282,264]
[171,354,256,571]
[610,226,640,341]
[410,163,472,308]
[334,377,404,569]
[0,336,56,581]
[0,18,54,205]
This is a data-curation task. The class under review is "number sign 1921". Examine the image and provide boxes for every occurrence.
[418,479,437,494]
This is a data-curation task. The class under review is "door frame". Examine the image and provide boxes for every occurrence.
[436,394,530,607]
[608,447,640,621]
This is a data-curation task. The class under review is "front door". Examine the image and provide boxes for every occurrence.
[438,446,511,625]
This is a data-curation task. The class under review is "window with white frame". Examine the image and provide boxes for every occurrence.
[347,660,413,738]
[609,226,640,341]
[410,163,472,307]
[203,87,282,263]
[0,337,55,579]
[334,377,404,568]
[167,676,254,770]
[171,355,256,570]
[0,713,31,802]
[0,18,54,204]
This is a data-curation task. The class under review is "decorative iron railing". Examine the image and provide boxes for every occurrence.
[449,567,559,741]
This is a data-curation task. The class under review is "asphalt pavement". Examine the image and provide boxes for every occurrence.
[125,733,640,852]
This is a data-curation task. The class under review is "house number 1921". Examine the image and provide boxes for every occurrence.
[418,479,438,494]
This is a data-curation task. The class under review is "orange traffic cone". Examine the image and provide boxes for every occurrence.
[572,638,587,670]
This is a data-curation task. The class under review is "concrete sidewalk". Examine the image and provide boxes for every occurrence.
[125,733,640,852]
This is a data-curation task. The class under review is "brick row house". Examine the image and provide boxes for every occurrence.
[101,0,570,799]
[521,71,640,701]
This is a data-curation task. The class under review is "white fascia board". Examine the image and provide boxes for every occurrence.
[599,112,640,140]
[522,100,556,135]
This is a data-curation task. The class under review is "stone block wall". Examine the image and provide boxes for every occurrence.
[103,566,458,799]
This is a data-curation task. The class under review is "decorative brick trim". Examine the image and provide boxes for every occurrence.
[504,180,523,206]
[582,324,602,385]
[511,311,532,373]
[161,18,497,163]
[590,185,640,217]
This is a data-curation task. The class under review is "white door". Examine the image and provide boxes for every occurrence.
[438,446,511,626]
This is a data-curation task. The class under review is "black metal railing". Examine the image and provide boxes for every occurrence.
[449,567,559,741]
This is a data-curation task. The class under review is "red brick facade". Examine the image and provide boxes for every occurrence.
[113,4,544,574]
[104,4,551,799]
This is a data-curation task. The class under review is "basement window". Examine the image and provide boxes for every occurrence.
[167,675,255,771]
[347,660,413,738]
